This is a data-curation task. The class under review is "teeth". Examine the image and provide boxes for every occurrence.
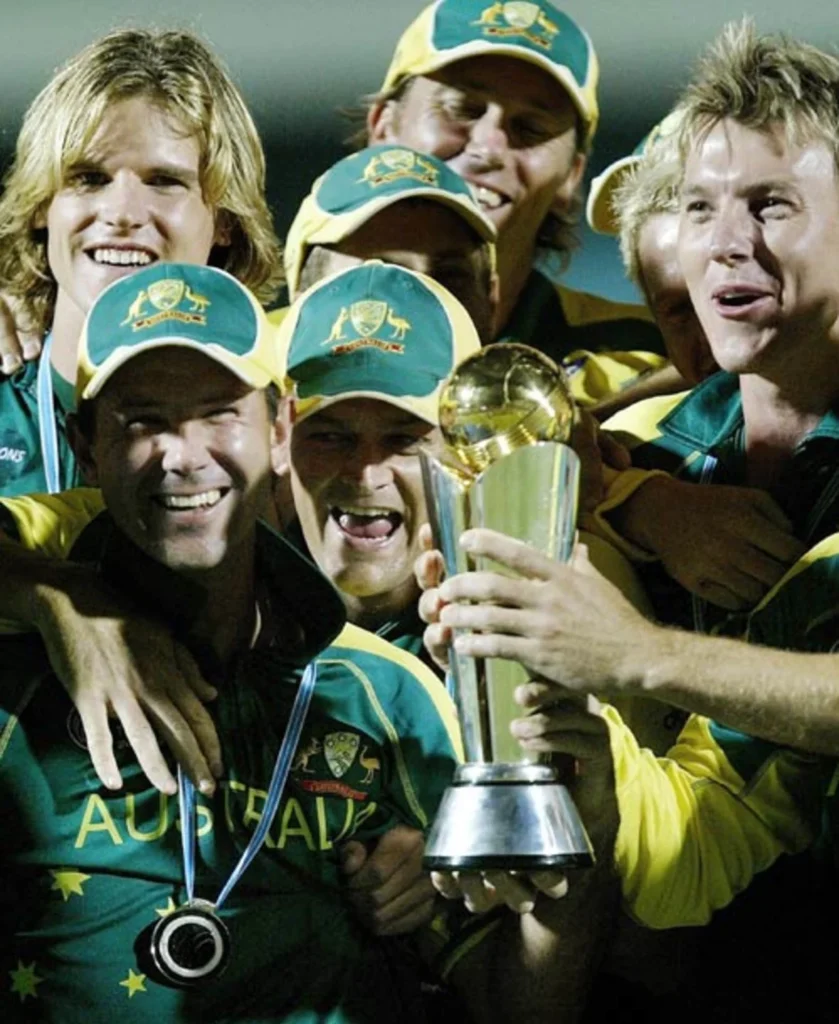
[158,490,222,510]
[92,248,153,266]
[474,185,503,210]
[336,505,396,518]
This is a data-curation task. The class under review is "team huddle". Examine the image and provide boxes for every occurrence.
[1,1,838,1021]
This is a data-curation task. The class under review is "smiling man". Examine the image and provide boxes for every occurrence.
[277,260,481,655]
[0,261,470,1023]
[363,0,669,407]
[0,28,279,498]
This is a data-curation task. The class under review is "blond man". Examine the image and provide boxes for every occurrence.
[0,28,280,498]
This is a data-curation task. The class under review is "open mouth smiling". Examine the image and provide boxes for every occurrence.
[152,488,229,512]
[330,505,404,545]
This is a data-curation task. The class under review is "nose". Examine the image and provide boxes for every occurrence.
[158,423,210,476]
[341,441,393,491]
[466,105,508,168]
[97,171,149,230]
[709,206,758,266]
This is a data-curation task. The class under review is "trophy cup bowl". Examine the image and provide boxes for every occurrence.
[422,344,594,871]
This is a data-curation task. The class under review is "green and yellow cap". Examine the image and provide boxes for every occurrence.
[586,109,684,235]
[284,144,496,298]
[380,0,599,145]
[277,261,481,425]
[76,263,279,401]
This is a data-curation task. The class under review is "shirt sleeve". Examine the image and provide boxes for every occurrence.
[606,704,827,928]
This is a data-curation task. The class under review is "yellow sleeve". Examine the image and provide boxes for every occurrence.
[587,466,670,562]
[566,349,669,408]
[0,489,104,558]
[606,706,824,929]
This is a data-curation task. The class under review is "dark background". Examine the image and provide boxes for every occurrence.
[1,0,835,303]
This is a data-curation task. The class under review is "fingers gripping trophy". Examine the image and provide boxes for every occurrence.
[421,343,594,871]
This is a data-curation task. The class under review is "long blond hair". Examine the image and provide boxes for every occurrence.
[0,29,282,334]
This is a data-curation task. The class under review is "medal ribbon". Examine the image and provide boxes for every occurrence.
[36,333,61,494]
[178,660,317,909]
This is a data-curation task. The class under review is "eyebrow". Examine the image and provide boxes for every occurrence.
[438,77,557,118]
[65,159,200,184]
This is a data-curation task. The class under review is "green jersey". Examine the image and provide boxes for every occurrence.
[0,358,79,498]
[0,514,462,1022]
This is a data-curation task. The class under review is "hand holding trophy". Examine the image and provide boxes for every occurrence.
[421,343,594,871]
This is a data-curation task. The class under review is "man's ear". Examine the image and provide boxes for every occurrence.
[66,412,99,486]
[270,396,292,478]
[551,151,587,219]
[367,98,399,143]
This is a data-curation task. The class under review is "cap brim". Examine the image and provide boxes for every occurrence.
[585,155,639,235]
[295,389,439,426]
[80,337,273,401]
[385,40,596,144]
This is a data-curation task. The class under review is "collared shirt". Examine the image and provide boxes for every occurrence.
[0,513,465,1022]
[0,358,79,498]
[591,374,839,927]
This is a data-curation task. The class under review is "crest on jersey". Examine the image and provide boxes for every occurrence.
[324,732,360,778]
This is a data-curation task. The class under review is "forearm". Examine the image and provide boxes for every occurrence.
[621,626,839,756]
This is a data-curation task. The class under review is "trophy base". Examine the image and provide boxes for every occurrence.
[423,763,595,872]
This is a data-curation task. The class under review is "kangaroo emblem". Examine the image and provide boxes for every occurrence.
[292,737,322,773]
[386,308,411,341]
[121,290,148,325]
[536,9,559,36]
[359,745,381,784]
[324,307,350,345]
[184,286,210,314]
[473,2,505,25]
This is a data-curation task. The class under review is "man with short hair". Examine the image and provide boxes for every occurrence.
[431,20,839,934]
[282,144,498,342]
[275,259,481,661]
[362,0,670,408]
[0,28,280,498]
[0,261,604,1022]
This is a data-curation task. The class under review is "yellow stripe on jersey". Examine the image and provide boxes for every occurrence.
[602,390,691,447]
[331,623,464,759]
[749,531,839,619]
[0,488,103,558]
[315,656,430,829]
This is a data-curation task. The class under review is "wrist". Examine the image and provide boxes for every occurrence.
[608,476,678,557]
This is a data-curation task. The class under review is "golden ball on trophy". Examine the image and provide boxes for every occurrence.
[438,343,576,474]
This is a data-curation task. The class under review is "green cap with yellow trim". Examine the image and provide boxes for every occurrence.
[284,144,496,299]
[76,263,279,401]
[380,0,599,145]
[277,261,481,425]
[586,108,684,235]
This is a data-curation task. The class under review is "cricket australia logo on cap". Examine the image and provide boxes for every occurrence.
[120,278,212,332]
[321,299,412,355]
[359,149,440,189]
[472,1,559,49]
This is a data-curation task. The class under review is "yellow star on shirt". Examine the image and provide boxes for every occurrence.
[50,869,91,902]
[155,897,178,918]
[9,961,44,1002]
[119,969,147,999]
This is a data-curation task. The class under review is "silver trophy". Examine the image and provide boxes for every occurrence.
[421,344,594,871]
